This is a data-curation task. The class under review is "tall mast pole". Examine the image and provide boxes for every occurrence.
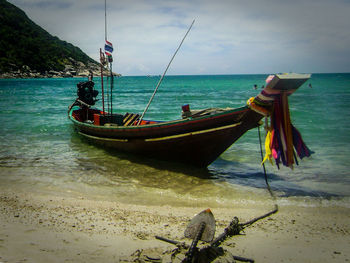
[105,0,107,42]
[99,1,108,116]
[105,0,113,116]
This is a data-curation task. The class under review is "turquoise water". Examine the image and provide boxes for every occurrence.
[0,74,349,207]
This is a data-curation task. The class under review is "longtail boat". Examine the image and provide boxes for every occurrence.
[68,2,312,168]
[68,73,311,167]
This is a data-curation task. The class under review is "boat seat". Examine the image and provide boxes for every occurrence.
[123,113,140,126]
[182,108,232,119]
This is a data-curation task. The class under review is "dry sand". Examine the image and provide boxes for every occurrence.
[0,189,349,262]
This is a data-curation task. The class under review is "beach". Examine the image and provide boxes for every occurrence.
[0,186,349,263]
[0,75,350,262]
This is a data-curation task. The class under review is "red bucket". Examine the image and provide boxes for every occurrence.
[93,113,100,125]
[182,104,190,112]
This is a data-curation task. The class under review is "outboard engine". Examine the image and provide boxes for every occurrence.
[76,81,99,106]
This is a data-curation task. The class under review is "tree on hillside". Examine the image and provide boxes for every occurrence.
[0,0,97,73]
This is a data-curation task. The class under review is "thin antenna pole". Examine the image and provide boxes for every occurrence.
[137,19,195,125]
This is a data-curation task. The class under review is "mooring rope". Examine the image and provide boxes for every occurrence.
[155,122,280,262]
[258,124,276,199]
[248,123,279,225]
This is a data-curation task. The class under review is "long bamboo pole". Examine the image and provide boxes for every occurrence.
[105,0,107,42]
[137,19,195,126]
[110,62,113,116]
[100,48,105,115]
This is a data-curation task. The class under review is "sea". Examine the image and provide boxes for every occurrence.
[0,73,349,208]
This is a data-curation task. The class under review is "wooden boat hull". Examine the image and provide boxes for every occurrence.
[68,106,263,167]
[68,73,311,167]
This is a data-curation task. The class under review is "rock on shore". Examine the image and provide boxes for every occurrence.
[0,57,120,79]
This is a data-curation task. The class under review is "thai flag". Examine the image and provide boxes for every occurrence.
[105,50,113,63]
[104,40,113,53]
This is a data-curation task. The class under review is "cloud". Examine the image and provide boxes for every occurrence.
[8,0,350,75]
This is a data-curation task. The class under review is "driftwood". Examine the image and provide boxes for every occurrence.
[149,206,278,263]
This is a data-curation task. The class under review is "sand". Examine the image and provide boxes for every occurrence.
[0,189,349,263]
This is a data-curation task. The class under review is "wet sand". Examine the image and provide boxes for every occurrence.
[0,189,349,262]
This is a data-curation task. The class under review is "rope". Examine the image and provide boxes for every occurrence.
[257,124,277,202]
[211,123,279,248]
[156,123,279,262]
[248,123,279,227]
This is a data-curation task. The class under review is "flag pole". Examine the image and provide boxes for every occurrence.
[105,0,109,116]
[104,0,115,117]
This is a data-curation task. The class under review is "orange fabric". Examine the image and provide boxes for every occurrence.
[281,93,294,167]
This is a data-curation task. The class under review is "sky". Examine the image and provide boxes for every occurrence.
[8,0,350,76]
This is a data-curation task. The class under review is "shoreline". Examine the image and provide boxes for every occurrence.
[0,189,349,262]
[0,63,120,79]
[0,72,121,80]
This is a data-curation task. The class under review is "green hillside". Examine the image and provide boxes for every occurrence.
[0,0,97,74]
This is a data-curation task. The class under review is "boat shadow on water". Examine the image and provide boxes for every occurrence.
[103,147,215,179]
[210,158,337,198]
[70,131,335,198]
[70,131,214,179]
